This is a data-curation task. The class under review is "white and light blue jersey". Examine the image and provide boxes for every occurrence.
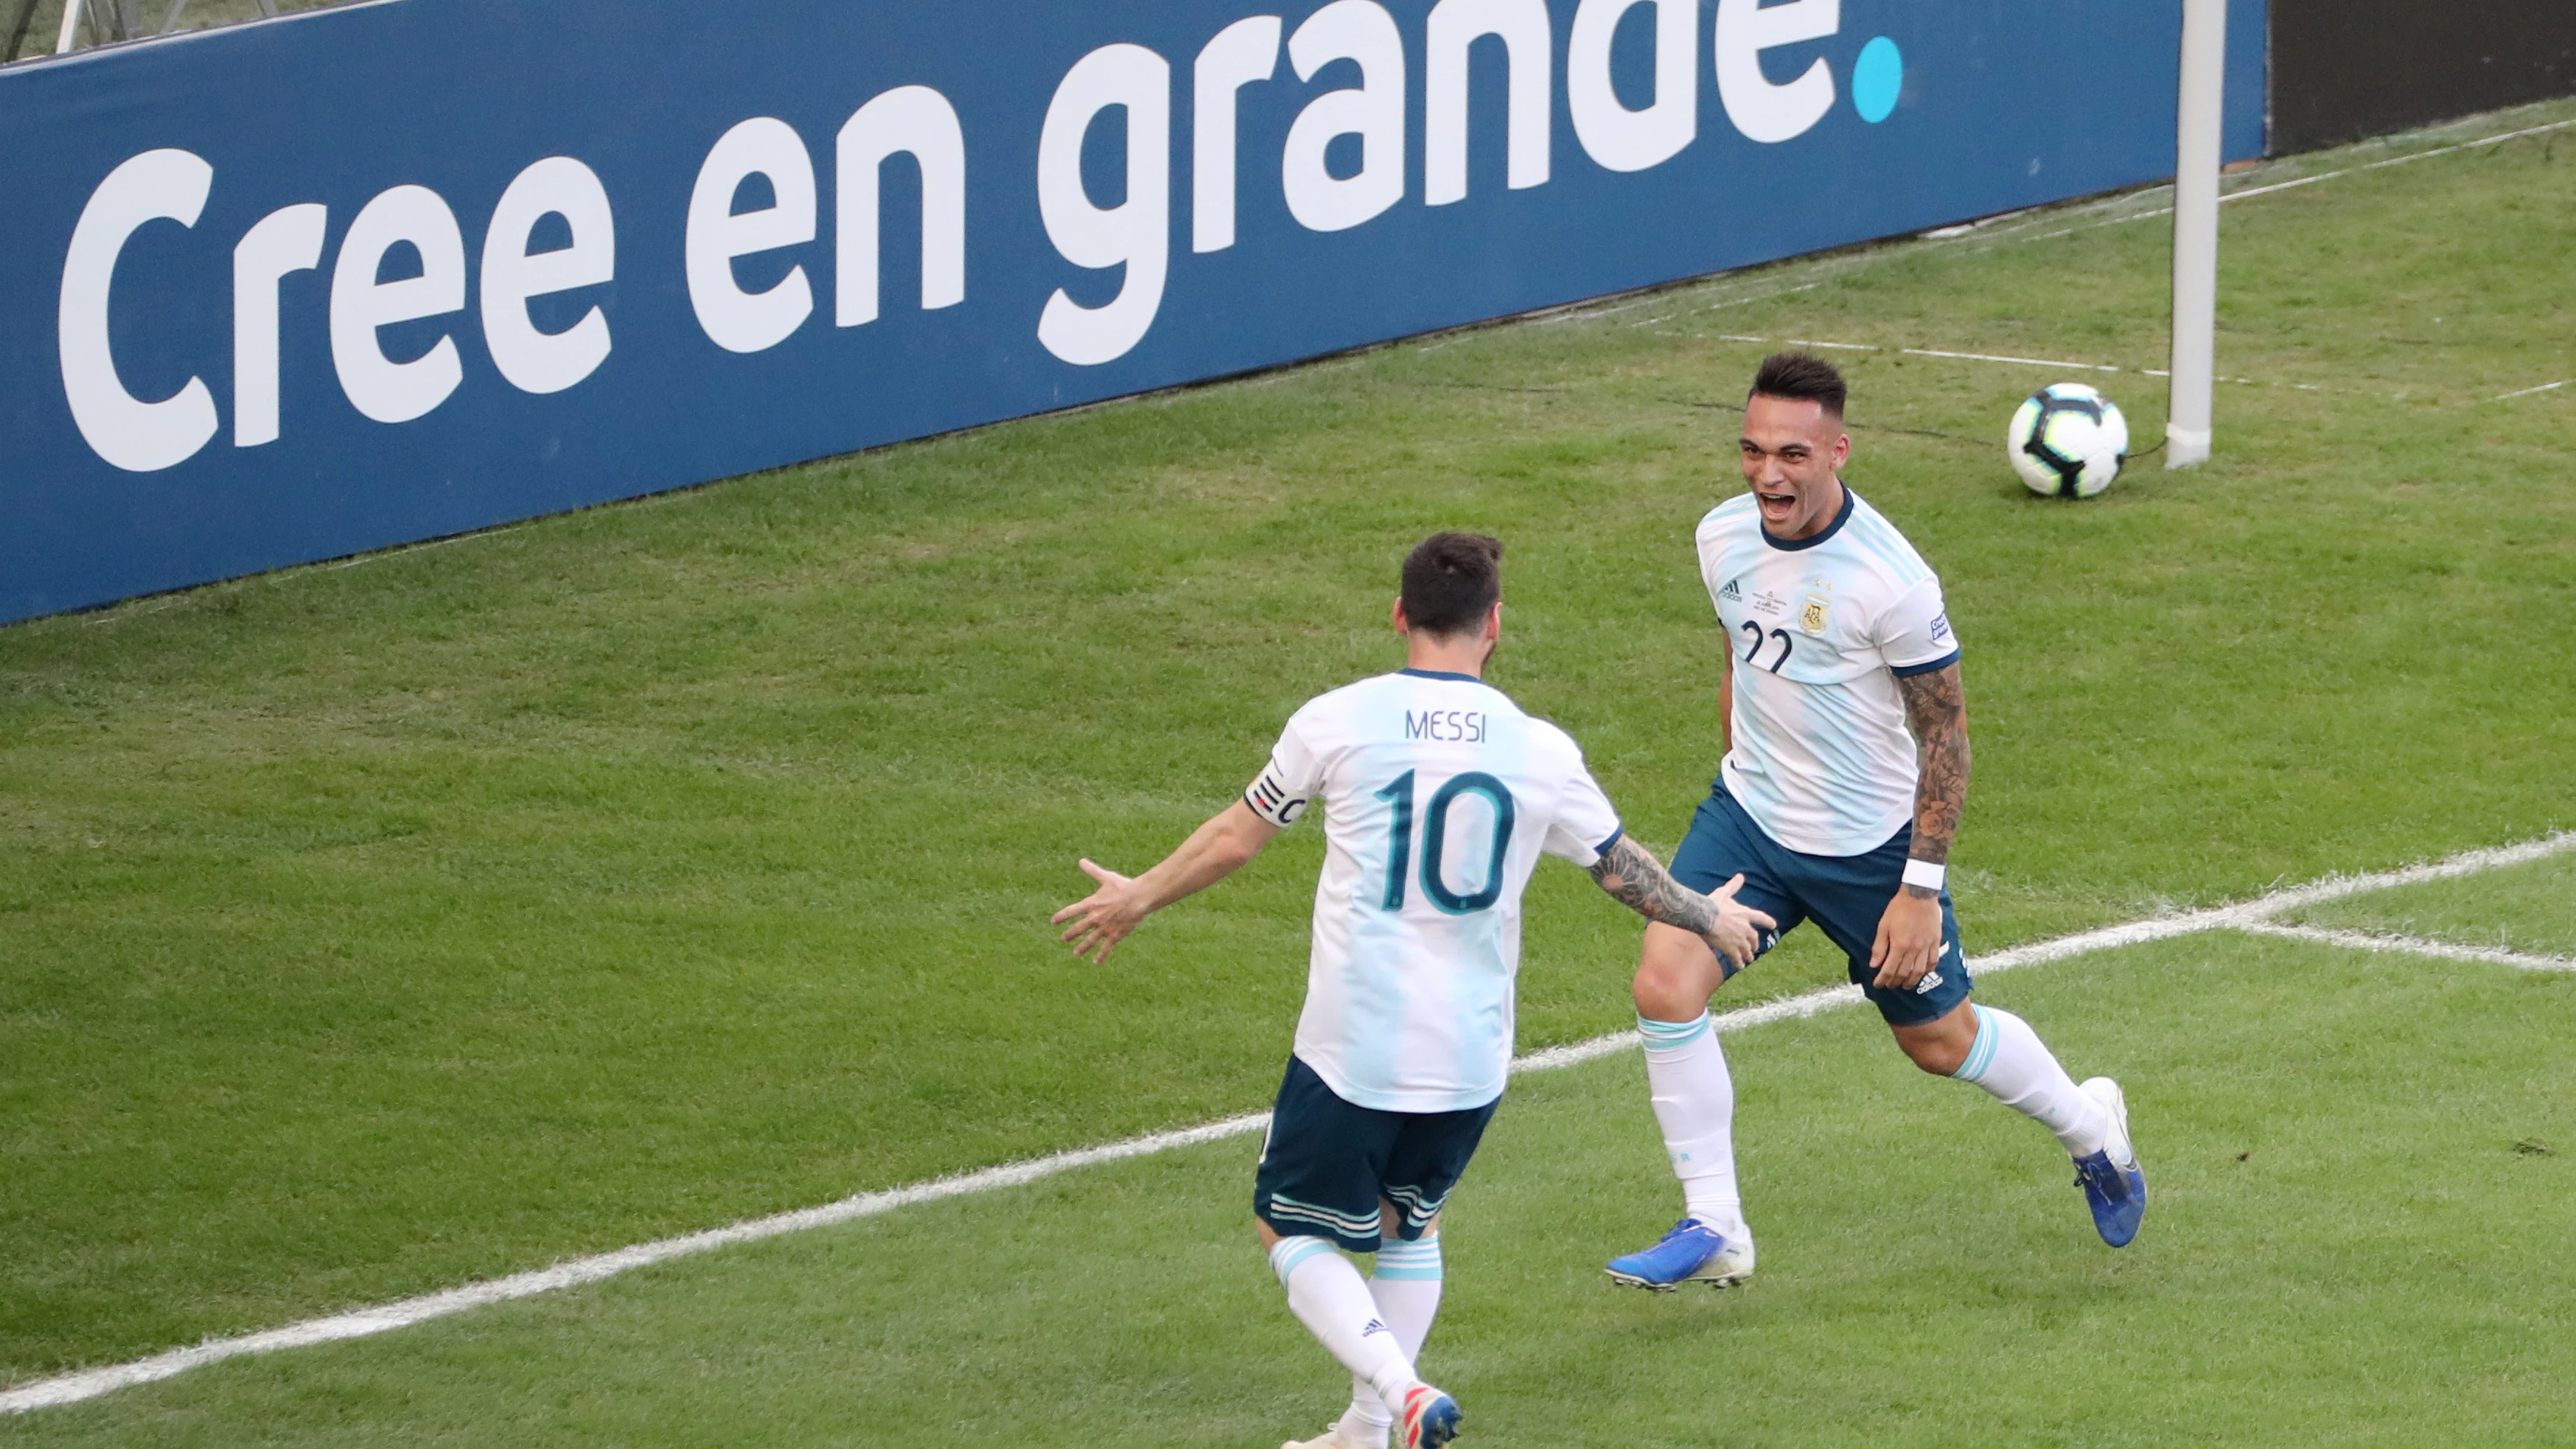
[1243,670,1624,1114]
[1697,486,1960,857]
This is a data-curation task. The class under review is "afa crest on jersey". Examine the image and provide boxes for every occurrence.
[1799,596,1832,635]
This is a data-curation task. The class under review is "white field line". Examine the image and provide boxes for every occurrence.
[1641,130,2576,406]
[1902,347,2123,374]
[2025,117,2576,235]
[1689,330,2550,409]
[6,830,2571,1414]
[1692,332,2322,398]
[1620,282,1822,329]
[1447,114,2573,378]
[2225,831,2573,914]
[2235,921,2576,974]
[1498,882,2283,1075]
[2226,116,2576,205]
[0,1111,1274,1414]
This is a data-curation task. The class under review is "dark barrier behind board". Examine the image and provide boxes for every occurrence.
[0,0,2264,624]
[2272,0,2576,153]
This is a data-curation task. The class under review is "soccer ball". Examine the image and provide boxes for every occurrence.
[2008,383,2130,498]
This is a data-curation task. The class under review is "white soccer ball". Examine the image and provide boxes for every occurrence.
[2007,383,2130,498]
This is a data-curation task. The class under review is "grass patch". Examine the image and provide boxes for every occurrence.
[2,100,2572,1382]
[4,930,2571,1445]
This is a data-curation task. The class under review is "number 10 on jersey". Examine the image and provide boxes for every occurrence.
[1372,770,1516,915]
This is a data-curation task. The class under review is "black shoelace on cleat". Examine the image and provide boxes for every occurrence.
[2074,1156,2132,1202]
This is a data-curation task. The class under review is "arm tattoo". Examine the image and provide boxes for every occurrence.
[1896,662,1972,893]
[1588,836,1722,938]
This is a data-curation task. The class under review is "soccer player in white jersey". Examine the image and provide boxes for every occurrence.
[1602,354,2147,1293]
[1055,534,1775,1449]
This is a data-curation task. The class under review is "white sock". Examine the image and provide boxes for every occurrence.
[1341,1235,1444,1441]
[1640,1014,1744,1233]
[1269,1237,1420,1412]
[1953,1005,2109,1158]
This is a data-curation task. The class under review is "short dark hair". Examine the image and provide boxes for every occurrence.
[1400,532,1504,638]
[1750,351,1848,417]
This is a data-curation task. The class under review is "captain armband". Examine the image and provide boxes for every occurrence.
[1244,764,1309,827]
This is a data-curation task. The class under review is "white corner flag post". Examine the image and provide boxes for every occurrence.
[2167,0,2227,468]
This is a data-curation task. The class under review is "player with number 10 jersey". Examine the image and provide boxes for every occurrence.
[1247,665,1622,1116]
[1055,533,1770,1449]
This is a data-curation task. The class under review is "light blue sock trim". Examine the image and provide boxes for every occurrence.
[1268,1235,1337,1285]
[1954,1004,1999,1083]
[1372,1235,1444,1282]
[1637,1013,1713,1047]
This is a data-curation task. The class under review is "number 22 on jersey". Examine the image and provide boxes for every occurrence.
[1738,619,1793,674]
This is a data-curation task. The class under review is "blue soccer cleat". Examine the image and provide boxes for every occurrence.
[2072,1076,2146,1247]
[1604,1217,1755,1292]
[1397,1384,1461,1449]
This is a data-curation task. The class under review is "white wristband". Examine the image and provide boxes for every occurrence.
[1902,859,1946,892]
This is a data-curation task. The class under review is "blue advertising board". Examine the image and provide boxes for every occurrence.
[0,0,2264,624]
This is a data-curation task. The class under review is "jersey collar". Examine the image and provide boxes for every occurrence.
[1397,668,1487,683]
[1759,483,1856,552]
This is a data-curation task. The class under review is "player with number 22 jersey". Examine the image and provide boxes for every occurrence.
[1699,486,1961,856]
[1603,353,2149,1296]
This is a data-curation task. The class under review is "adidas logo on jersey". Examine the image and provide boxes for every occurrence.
[1720,579,1742,601]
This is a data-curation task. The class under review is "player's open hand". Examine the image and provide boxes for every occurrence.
[1053,858,1149,963]
[1869,887,1944,989]
[1698,873,1776,973]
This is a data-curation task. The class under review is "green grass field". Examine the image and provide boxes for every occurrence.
[6,909,2572,1446]
[2,98,2572,1441]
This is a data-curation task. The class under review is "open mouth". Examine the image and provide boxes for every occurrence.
[1755,489,1798,517]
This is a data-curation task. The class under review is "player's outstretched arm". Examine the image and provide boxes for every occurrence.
[1053,800,1282,963]
[1871,661,1973,987]
[1588,836,1774,971]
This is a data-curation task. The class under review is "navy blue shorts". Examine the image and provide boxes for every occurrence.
[1667,783,1972,1027]
[1252,1055,1498,1254]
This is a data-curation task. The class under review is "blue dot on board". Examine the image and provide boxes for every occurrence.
[1853,37,1902,123]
